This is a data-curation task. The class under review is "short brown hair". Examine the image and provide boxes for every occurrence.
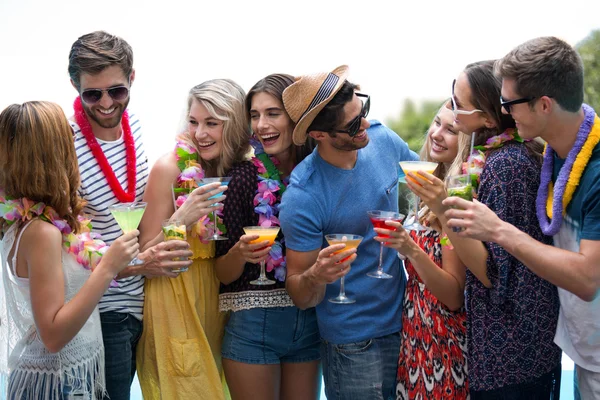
[68,31,134,89]
[495,36,584,112]
[0,102,85,233]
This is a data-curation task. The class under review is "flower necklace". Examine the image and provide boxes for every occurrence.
[250,136,288,282]
[173,140,224,242]
[0,190,110,275]
[74,97,137,203]
[536,104,600,236]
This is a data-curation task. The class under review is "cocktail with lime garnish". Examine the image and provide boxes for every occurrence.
[243,226,280,286]
[161,219,189,272]
[109,202,146,265]
[326,234,363,304]
[446,174,473,232]
[398,161,438,231]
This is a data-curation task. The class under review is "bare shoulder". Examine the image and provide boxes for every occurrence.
[149,152,180,181]
[19,220,63,257]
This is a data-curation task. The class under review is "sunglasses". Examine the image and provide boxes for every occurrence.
[500,96,535,114]
[334,93,370,137]
[451,79,483,117]
[80,85,130,105]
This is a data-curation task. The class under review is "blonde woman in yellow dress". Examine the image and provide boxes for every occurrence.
[136,79,250,399]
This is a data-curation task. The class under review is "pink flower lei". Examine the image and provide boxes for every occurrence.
[0,189,112,282]
[250,136,288,282]
[173,140,226,242]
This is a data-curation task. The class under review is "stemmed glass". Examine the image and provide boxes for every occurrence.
[326,234,363,304]
[197,177,231,241]
[399,161,438,231]
[243,226,280,285]
[367,211,405,279]
[108,202,147,265]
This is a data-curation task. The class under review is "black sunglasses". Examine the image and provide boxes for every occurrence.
[81,85,130,105]
[333,93,370,137]
[500,96,535,114]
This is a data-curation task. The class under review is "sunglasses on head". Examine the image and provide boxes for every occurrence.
[80,85,130,105]
[334,93,370,137]
[450,79,483,117]
[500,96,535,114]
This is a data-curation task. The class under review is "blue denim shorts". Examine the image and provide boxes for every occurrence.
[222,306,320,364]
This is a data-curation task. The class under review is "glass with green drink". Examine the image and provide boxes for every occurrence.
[446,174,473,232]
[161,218,189,272]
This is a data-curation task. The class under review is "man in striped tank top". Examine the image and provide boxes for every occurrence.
[67,31,192,400]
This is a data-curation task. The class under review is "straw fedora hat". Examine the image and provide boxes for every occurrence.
[283,65,349,145]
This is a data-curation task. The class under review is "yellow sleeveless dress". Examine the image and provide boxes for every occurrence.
[137,236,229,399]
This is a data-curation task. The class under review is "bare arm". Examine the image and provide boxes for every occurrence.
[285,246,357,309]
[214,234,269,284]
[23,221,138,353]
[444,197,600,301]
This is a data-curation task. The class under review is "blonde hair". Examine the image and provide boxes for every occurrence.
[0,101,85,234]
[181,79,251,177]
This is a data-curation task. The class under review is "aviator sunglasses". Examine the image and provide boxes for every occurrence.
[333,93,370,137]
[80,85,130,105]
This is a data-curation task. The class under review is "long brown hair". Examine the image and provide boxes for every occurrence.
[0,102,85,234]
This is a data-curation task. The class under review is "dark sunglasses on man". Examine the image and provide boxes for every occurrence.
[333,93,370,137]
[500,96,535,114]
[80,85,130,105]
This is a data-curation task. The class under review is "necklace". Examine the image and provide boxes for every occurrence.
[250,136,289,282]
[0,191,110,275]
[74,97,137,203]
[536,104,600,236]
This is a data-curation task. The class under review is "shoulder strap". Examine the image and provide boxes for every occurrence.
[10,220,37,278]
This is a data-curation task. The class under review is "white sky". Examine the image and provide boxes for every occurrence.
[1,0,599,164]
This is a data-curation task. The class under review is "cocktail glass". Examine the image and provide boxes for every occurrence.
[325,234,363,304]
[446,174,474,232]
[197,177,231,241]
[367,211,405,279]
[108,202,147,265]
[243,226,280,285]
[398,161,438,231]
[161,218,188,272]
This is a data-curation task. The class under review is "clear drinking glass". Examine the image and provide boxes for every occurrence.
[326,234,363,304]
[243,226,280,285]
[197,177,231,241]
[108,202,147,265]
[446,174,474,232]
[161,218,189,272]
[367,211,405,279]
[398,161,438,231]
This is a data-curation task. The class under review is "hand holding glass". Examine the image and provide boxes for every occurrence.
[243,226,280,286]
[197,177,231,241]
[326,234,363,304]
[367,211,405,279]
[399,161,438,231]
[446,174,474,232]
[109,202,146,265]
[161,219,189,272]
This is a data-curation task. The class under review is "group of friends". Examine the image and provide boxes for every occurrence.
[0,30,598,400]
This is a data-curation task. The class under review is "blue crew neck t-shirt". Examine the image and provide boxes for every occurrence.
[279,120,419,344]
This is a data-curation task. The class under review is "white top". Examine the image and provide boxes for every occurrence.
[0,221,105,399]
[71,111,149,320]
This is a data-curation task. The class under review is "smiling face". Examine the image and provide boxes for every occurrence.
[78,65,132,129]
[326,93,370,151]
[428,107,459,164]
[451,72,489,135]
[249,92,294,158]
[500,78,545,140]
[188,98,223,162]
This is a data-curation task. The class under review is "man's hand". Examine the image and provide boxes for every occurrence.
[443,198,504,242]
[134,240,193,279]
[306,244,357,285]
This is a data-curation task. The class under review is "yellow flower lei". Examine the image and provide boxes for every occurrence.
[545,114,600,218]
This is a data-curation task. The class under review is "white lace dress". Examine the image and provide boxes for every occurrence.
[0,221,105,399]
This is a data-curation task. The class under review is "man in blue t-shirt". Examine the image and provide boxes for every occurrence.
[443,37,600,399]
[278,65,418,400]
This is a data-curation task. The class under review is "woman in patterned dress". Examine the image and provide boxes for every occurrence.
[376,104,469,399]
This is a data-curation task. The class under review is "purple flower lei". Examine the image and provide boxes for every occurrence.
[250,136,289,282]
[536,104,595,235]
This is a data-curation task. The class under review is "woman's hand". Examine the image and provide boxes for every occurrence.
[236,234,271,264]
[374,220,419,258]
[100,230,140,276]
[406,171,448,216]
[175,182,228,227]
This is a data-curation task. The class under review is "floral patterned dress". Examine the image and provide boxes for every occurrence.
[396,228,469,399]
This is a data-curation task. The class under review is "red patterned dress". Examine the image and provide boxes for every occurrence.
[396,228,469,399]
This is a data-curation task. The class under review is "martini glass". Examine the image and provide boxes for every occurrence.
[326,234,363,304]
[108,202,147,265]
[197,177,231,241]
[243,226,280,285]
[398,161,438,231]
[367,211,405,279]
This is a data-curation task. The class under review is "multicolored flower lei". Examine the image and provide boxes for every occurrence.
[173,141,225,242]
[250,136,288,282]
[536,104,600,236]
[0,189,112,281]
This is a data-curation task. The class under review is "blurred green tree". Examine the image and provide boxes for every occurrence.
[577,30,600,112]
[386,99,445,153]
